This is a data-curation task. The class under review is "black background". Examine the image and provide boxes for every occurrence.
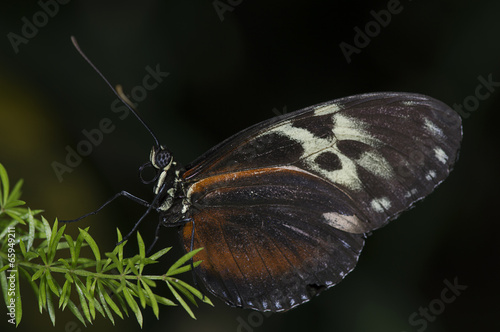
[0,1,499,331]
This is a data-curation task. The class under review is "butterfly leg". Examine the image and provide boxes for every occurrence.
[149,217,193,253]
[117,190,170,245]
[152,216,206,300]
[179,217,207,302]
[60,190,151,223]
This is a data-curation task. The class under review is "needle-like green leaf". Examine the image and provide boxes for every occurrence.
[122,287,143,327]
[9,178,24,202]
[167,247,204,276]
[166,280,196,319]
[26,210,35,252]
[46,281,56,326]
[74,278,91,324]
[140,279,159,319]
[0,163,9,206]
[79,228,101,272]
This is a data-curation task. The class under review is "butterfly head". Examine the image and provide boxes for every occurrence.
[150,145,173,171]
[139,145,177,189]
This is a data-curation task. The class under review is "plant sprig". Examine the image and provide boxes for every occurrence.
[0,163,212,327]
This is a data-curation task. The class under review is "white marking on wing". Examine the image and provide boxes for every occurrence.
[313,103,341,116]
[403,188,419,199]
[425,170,437,181]
[332,113,382,147]
[357,151,394,179]
[434,147,448,164]
[261,119,363,191]
[322,212,365,234]
[370,197,392,213]
[424,118,444,137]
[260,110,386,191]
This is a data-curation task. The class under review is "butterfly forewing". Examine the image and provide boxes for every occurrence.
[179,92,462,311]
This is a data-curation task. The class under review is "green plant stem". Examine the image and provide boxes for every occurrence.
[15,260,171,281]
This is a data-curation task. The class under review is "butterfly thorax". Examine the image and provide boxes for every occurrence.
[148,146,191,225]
[156,169,192,226]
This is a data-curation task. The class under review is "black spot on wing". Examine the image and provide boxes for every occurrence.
[221,132,305,171]
[291,113,335,139]
[336,140,373,159]
[314,151,342,171]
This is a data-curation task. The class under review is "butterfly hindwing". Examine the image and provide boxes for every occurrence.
[179,92,462,311]
[181,166,365,311]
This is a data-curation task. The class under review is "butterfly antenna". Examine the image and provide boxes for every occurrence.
[70,36,160,147]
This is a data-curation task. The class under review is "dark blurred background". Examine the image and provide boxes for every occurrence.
[0,0,498,331]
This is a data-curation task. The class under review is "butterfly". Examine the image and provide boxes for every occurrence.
[69,36,462,314]
[143,92,461,312]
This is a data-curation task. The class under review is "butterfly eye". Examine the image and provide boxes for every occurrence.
[155,149,172,169]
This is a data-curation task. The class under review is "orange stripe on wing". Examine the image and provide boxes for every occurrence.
[185,165,328,199]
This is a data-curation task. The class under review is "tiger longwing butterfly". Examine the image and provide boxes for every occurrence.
[69,38,462,313]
